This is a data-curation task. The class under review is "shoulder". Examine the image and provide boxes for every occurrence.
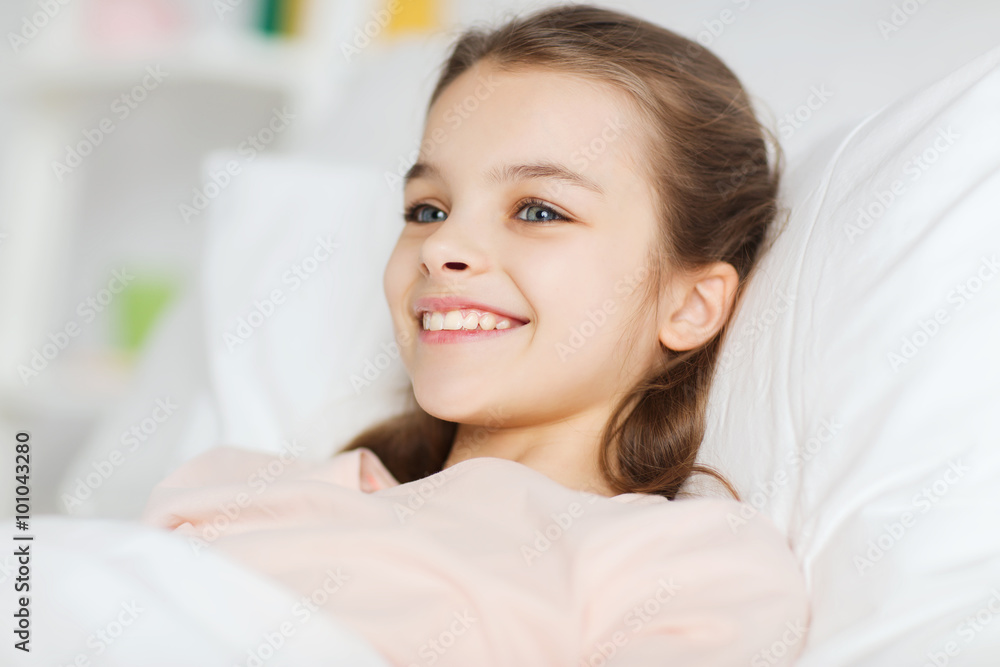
[574,496,809,665]
[589,494,792,554]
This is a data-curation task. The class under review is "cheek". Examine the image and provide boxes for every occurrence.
[529,250,651,358]
[383,240,413,312]
[382,242,417,371]
[518,246,622,335]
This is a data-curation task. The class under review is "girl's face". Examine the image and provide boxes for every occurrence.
[385,61,666,430]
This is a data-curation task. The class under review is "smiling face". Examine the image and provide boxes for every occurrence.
[384,60,667,432]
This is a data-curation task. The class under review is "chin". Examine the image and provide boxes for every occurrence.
[411,381,472,422]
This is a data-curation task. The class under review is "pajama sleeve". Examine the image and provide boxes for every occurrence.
[141,445,399,531]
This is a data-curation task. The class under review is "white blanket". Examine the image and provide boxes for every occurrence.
[5,516,391,667]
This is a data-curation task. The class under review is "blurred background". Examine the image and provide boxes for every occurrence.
[0,0,997,513]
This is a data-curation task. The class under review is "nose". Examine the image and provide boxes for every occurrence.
[418,212,488,279]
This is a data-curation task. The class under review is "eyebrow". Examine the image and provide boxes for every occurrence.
[403,160,605,196]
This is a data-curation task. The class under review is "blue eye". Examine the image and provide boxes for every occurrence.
[515,198,565,223]
[401,198,568,225]
[402,204,447,223]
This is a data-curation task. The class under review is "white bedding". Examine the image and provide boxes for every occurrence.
[6,516,390,667]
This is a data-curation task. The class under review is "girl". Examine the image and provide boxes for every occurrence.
[143,4,809,665]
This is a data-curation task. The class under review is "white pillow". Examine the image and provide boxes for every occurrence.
[695,44,1000,665]
[57,156,411,518]
[198,155,412,459]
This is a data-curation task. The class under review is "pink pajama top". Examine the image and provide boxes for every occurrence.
[141,446,809,666]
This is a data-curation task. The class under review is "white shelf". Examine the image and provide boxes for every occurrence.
[1,32,314,95]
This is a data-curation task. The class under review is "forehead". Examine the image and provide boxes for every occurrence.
[418,62,649,187]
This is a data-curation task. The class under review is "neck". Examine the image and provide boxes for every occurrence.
[442,409,620,498]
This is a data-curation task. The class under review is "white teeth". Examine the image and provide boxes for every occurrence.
[420,309,516,331]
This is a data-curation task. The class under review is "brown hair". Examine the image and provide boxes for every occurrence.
[338,3,782,500]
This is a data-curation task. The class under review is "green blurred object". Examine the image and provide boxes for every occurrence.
[260,0,282,36]
[117,275,178,353]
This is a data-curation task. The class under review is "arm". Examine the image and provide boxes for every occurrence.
[140,445,394,530]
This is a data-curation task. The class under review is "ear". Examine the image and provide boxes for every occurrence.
[658,262,739,352]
